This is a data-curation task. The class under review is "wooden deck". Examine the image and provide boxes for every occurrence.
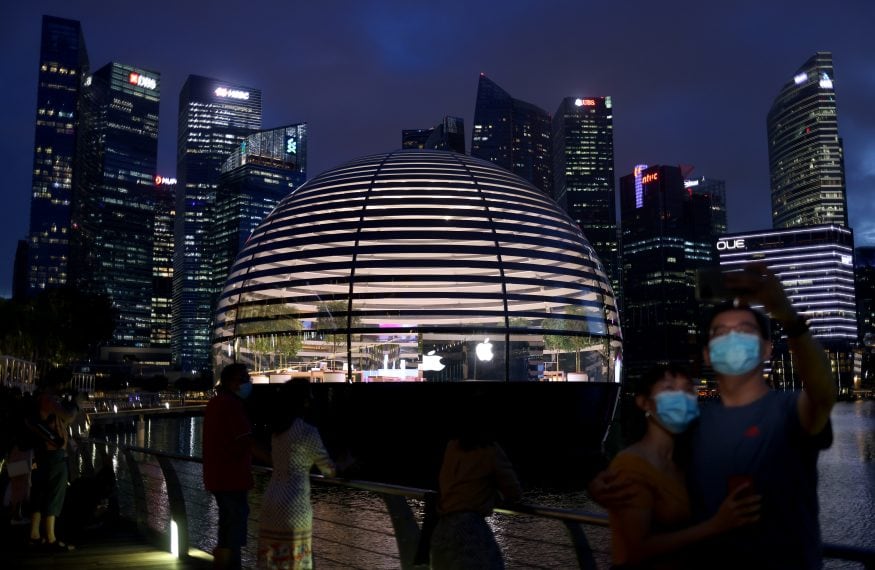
[4,520,213,569]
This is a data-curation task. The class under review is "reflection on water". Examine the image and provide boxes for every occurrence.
[96,401,874,568]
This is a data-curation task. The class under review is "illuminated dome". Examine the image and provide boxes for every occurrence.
[213,150,621,382]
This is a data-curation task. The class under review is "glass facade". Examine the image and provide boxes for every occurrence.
[152,178,175,350]
[26,16,89,295]
[402,116,465,154]
[174,75,262,372]
[213,150,621,383]
[72,62,160,347]
[619,165,719,380]
[552,96,618,298]
[214,124,308,293]
[767,52,847,229]
[471,74,552,195]
[716,226,857,390]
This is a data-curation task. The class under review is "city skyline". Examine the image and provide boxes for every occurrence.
[2,1,874,298]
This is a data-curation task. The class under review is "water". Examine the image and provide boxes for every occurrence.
[99,400,875,568]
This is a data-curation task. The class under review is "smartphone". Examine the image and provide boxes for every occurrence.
[695,268,732,301]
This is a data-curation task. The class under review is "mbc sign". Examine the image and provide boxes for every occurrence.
[717,239,746,251]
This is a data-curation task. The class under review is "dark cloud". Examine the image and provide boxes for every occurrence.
[1,0,873,297]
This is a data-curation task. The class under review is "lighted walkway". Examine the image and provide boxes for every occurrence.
[5,520,212,569]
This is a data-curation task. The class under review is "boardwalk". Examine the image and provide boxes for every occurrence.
[5,520,213,570]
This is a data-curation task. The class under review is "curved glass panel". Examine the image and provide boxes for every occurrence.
[214,150,622,383]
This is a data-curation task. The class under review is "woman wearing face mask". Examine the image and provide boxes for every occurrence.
[607,365,761,569]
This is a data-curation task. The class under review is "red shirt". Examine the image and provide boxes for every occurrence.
[203,390,253,492]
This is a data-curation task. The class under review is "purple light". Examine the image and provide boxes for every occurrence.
[633,164,648,208]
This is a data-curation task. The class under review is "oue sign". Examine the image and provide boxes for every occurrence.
[717,239,746,251]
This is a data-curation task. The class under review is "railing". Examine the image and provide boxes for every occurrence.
[71,439,875,569]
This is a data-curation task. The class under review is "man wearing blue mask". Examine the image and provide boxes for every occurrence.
[204,363,255,569]
[688,262,835,568]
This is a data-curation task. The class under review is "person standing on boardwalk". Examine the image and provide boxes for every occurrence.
[27,368,80,552]
[429,396,522,570]
[592,263,836,569]
[204,363,255,570]
[257,380,336,570]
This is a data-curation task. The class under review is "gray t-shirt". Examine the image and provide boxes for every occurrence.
[688,390,832,569]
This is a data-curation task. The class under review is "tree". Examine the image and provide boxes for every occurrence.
[542,306,608,373]
[237,302,303,370]
[0,287,115,376]
[316,301,361,361]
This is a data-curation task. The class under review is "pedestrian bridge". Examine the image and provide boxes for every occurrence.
[9,439,875,569]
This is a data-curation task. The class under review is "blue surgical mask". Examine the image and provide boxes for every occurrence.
[708,331,762,376]
[652,390,700,434]
[236,382,253,399]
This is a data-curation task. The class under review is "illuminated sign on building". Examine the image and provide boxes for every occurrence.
[574,98,597,107]
[214,87,250,100]
[154,175,177,186]
[285,136,297,155]
[128,72,157,90]
[642,172,659,185]
[633,164,648,209]
[716,238,745,251]
[793,72,808,85]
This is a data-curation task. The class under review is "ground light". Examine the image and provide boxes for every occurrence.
[170,519,179,557]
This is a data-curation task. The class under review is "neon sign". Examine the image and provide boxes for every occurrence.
[215,87,250,100]
[128,72,157,90]
[642,172,659,184]
[154,176,177,186]
[633,164,648,209]
[286,137,297,155]
[716,239,745,251]
[574,98,597,107]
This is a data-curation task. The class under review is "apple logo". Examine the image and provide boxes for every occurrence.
[476,338,494,362]
[421,350,446,371]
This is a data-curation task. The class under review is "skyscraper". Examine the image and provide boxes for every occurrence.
[402,116,465,153]
[684,176,727,237]
[471,74,551,194]
[767,52,847,229]
[213,124,307,290]
[152,176,176,351]
[26,16,89,296]
[174,76,262,373]
[552,96,617,294]
[72,62,160,347]
[716,226,857,390]
[619,165,719,379]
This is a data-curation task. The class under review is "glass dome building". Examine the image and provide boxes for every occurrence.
[213,150,622,383]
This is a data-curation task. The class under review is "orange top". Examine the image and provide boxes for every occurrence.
[437,440,522,517]
[608,451,691,568]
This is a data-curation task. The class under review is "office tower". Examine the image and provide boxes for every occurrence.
[402,116,465,153]
[716,226,857,390]
[26,16,89,296]
[552,96,617,295]
[213,124,307,290]
[767,52,847,229]
[72,63,160,347]
[174,75,262,373]
[856,247,875,389]
[619,165,718,379]
[684,176,727,237]
[471,74,551,194]
[12,241,29,301]
[152,176,176,350]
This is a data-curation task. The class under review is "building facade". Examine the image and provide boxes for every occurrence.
[174,75,262,373]
[619,165,719,380]
[152,176,176,351]
[716,226,857,390]
[213,124,307,291]
[552,96,618,296]
[471,74,552,194]
[402,116,465,154]
[26,16,89,296]
[72,62,160,347]
[767,52,847,229]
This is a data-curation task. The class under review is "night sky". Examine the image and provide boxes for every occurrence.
[2,1,873,298]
